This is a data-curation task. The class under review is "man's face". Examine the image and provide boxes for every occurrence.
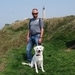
[32,9,38,19]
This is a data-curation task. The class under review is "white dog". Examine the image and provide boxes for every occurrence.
[22,45,45,73]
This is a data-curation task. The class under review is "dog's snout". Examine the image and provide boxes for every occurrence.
[38,50,40,53]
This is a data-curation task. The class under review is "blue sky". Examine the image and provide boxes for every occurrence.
[0,0,75,29]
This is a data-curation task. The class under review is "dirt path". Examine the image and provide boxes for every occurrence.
[68,44,75,49]
[65,44,75,52]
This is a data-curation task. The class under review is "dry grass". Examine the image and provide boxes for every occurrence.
[0,15,75,56]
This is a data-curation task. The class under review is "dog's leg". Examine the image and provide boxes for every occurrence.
[34,63,38,73]
[30,61,34,68]
[41,62,45,72]
[22,62,31,66]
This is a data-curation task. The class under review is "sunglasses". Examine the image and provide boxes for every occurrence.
[32,13,38,15]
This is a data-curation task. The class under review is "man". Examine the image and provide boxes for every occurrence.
[26,8,44,62]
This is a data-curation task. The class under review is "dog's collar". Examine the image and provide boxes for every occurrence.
[36,54,40,56]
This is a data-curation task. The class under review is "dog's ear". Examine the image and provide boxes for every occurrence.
[41,46,44,50]
[34,46,37,51]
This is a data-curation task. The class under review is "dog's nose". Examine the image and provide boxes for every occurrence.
[38,50,40,53]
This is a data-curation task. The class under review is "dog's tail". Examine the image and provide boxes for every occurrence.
[22,62,31,66]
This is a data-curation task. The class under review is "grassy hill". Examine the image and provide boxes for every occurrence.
[0,15,75,75]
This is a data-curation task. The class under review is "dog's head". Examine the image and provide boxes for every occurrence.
[34,45,44,56]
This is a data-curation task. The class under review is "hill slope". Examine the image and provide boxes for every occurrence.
[0,15,75,54]
[0,15,75,74]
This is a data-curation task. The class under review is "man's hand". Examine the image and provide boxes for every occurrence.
[38,37,42,44]
[26,37,29,43]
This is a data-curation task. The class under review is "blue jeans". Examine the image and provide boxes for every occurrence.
[26,34,41,62]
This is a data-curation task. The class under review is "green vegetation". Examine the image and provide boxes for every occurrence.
[0,15,75,75]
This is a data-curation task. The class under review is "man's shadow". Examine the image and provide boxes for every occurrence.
[22,53,34,61]
[66,40,75,49]
[22,53,27,61]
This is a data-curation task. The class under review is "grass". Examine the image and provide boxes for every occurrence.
[0,39,75,75]
[0,15,75,75]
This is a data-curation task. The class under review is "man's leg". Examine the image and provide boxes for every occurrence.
[34,34,41,45]
[26,37,34,62]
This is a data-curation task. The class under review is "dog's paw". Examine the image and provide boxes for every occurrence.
[42,69,45,72]
[36,70,38,73]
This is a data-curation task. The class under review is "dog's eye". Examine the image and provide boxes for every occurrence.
[37,48,38,49]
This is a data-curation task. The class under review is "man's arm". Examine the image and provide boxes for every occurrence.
[38,27,44,44]
[27,30,30,38]
[40,28,44,38]
[39,18,44,38]
[26,30,30,43]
